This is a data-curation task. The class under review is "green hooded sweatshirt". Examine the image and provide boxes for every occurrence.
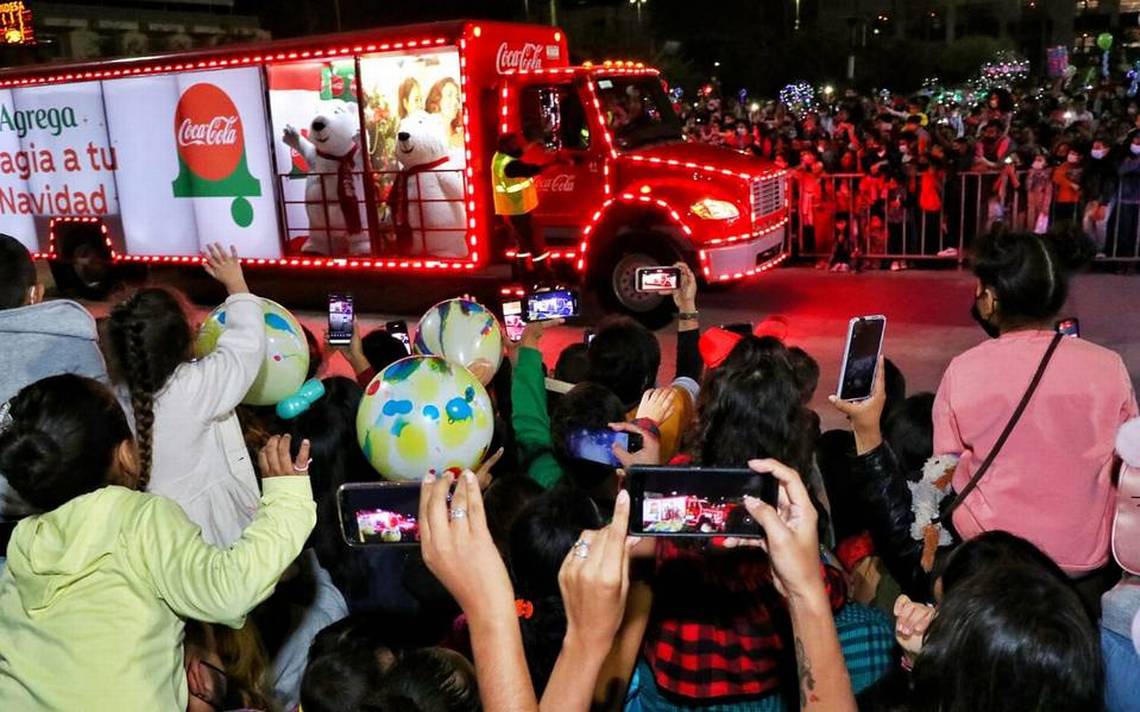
[0,477,314,710]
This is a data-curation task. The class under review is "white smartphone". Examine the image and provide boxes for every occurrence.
[837,315,886,402]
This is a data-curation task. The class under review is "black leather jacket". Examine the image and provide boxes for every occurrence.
[850,443,934,602]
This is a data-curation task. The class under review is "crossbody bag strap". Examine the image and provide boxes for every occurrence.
[943,332,1064,524]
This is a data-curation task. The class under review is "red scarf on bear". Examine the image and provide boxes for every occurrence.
[315,143,362,235]
[385,156,450,229]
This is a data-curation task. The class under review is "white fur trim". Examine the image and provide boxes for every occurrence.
[1116,417,1140,468]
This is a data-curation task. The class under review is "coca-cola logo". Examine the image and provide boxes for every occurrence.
[174,83,245,181]
[496,42,545,73]
[178,116,239,147]
[536,173,575,192]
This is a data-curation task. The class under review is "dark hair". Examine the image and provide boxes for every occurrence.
[0,233,35,310]
[935,530,1071,600]
[509,488,603,694]
[549,382,627,488]
[718,334,786,373]
[911,566,1101,712]
[972,229,1094,328]
[373,647,479,712]
[301,618,389,712]
[883,392,934,476]
[484,474,545,557]
[696,348,812,473]
[882,357,907,423]
[587,316,661,407]
[107,288,194,488]
[786,346,820,405]
[303,324,324,380]
[286,376,371,597]
[0,375,133,511]
[553,343,590,384]
[362,329,409,375]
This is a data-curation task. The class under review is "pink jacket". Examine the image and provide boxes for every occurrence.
[934,330,1137,574]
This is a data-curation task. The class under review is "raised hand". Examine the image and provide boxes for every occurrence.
[202,242,248,295]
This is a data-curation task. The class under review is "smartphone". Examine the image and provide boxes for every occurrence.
[635,266,681,292]
[386,320,411,354]
[1056,317,1080,338]
[837,315,886,402]
[584,328,595,345]
[526,287,580,322]
[566,427,642,467]
[337,482,420,546]
[502,299,525,343]
[625,466,779,538]
[327,293,354,345]
[721,322,753,337]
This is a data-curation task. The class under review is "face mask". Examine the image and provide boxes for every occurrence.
[1068,154,1081,164]
[1092,148,1109,159]
[1131,144,1140,156]
[1033,158,1047,169]
[971,296,1001,339]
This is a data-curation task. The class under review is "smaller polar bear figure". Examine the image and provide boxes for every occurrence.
[387,111,467,258]
[282,100,369,256]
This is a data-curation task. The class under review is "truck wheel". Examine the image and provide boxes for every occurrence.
[604,244,679,329]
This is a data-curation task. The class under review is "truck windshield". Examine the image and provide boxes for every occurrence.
[594,76,682,150]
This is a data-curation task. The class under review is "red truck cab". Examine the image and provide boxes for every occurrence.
[495,60,788,322]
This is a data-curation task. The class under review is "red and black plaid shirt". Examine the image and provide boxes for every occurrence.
[642,539,846,701]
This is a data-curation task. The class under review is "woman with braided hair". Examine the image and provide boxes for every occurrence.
[106,243,267,546]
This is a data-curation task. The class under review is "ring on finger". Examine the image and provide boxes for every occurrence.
[450,507,468,521]
[571,539,590,559]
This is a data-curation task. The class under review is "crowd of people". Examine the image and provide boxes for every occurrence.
[0,220,1138,712]
[681,79,1140,270]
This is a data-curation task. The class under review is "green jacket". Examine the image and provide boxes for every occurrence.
[0,477,315,711]
[511,346,564,488]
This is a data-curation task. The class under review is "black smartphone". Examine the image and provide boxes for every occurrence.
[721,322,753,336]
[837,315,886,402]
[327,293,354,345]
[501,299,525,343]
[625,466,778,538]
[337,482,420,546]
[386,320,411,354]
[526,287,580,322]
[1056,317,1080,338]
[566,427,642,468]
[635,266,681,292]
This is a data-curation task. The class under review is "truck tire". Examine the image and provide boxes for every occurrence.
[601,237,681,329]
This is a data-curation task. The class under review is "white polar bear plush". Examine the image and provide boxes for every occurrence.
[389,111,467,258]
[282,99,369,256]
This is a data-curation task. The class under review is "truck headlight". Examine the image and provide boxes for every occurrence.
[690,198,739,220]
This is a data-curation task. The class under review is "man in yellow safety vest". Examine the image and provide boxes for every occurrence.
[492,132,565,282]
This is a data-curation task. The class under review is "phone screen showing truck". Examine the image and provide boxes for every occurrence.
[327,294,354,345]
[526,289,579,321]
[636,266,681,292]
[338,484,420,546]
[502,300,525,342]
[626,467,778,538]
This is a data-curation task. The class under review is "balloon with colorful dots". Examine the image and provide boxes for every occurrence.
[414,298,503,385]
[195,298,310,406]
[357,355,494,481]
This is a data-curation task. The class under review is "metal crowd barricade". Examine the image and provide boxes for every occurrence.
[789,167,1140,265]
[277,167,469,257]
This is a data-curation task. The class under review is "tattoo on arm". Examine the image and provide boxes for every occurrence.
[795,637,817,709]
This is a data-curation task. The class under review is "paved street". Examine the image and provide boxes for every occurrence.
[82,266,1140,432]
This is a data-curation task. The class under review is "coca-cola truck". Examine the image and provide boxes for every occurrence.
[0,20,787,323]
